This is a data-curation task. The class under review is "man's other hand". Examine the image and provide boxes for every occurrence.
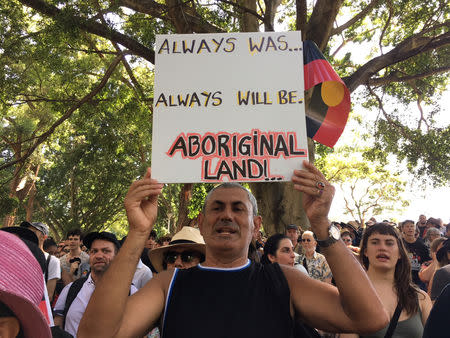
[124,168,163,235]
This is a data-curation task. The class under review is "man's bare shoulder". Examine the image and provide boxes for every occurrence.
[140,269,176,295]
[279,264,310,281]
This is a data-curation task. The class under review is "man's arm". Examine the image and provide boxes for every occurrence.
[289,161,388,334]
[46,279,57,302]
[46,256,61,301]
[53,283,70,329]
[78,168,164,338]
[61,264,78,285]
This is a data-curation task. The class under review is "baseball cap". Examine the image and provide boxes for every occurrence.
[20,221,49,237]
[286,224,299,231]
[83,231,121,250]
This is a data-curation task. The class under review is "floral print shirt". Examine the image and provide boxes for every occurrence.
[298,251,332,282]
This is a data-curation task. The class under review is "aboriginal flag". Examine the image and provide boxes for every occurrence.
[303,40,351,148]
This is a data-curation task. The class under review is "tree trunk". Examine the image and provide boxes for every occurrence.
[25,185,36,221]
[250,139,315,236]
[175,183,193,232]
[240,0,258,32]
[2,215,16,227]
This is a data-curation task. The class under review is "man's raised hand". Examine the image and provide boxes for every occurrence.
[291,161,335,236]
[124,168,164,234]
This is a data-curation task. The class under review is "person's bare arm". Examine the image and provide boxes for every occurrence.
[419,260,436,283]
[61,269,75,286]
[46,279,57,302]
[77,168,164,338]
[114,270,172,337]
[289,161,388,334]
[419,289,432,325]
[54,315,63,328]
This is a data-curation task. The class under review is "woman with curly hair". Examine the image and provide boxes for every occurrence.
[340,223,432,338]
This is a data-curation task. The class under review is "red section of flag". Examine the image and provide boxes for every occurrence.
[39,299,52,324]
[304,59,342,90]
[303,41,351,148]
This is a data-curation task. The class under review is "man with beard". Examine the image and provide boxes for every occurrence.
[54,232,136,337]
[79,162,388,338]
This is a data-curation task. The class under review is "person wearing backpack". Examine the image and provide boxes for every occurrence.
[21,221,61,303]
[53,231,137,337]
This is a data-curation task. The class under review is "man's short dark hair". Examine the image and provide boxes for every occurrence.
[149,230,157,240]
[43,237,57,250]
[401,220,415,228]
[84,231,120,253]
[202,183,258,216]
[66,229,83,240]
[157,236,172,246]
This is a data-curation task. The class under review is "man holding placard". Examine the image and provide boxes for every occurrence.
[78,161,388,337]
[151,31,310,184]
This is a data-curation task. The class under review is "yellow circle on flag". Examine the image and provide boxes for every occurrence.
[321,81,345,107]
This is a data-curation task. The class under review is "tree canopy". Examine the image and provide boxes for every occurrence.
[1,0,448,236]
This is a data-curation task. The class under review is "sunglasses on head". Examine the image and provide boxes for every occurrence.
[164,251,201,264]
[302,238,312,242]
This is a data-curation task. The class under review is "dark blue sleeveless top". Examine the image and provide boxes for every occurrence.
[162,260,294,338]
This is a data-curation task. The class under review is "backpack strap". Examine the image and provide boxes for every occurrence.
[45,254,52,282]
[63,276,88,328]
[384,303,402,338]
[302,258,309,273]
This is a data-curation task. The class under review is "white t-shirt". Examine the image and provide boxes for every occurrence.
[44,252,61,281]
[54,275,137,337]
[132,259,153,289]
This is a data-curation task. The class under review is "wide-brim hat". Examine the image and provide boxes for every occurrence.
[149,226,206,272]
[1,226,39,245]
[0,231,51,338]
[83,231,121,250]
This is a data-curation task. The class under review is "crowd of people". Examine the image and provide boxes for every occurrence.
[1,162,449,338]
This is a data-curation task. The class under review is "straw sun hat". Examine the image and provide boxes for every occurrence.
[0,231,51,338]
[149,226,206,272]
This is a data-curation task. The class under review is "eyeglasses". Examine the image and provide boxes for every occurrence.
[164,251,201,264]
[301,238,312,242]
[342,238,352,243]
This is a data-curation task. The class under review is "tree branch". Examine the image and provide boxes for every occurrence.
[330,0,382,36]
[0,54,123,171]
[216,0,265,23]
[345,29,450,92]
[368,65,450,86]
[94,0,153,112]
[295,0,307,39]
[378,0,393,54]
[18,0,155,63]
[119,0,223,33]
[305,0,345,49]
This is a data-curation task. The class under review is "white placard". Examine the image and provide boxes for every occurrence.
[151,31,308,183]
